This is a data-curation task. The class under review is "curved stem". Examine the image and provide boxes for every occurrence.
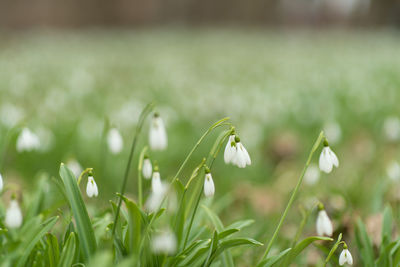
[111,103,154,237]
[258,131,324,262]
[77,168,94,185]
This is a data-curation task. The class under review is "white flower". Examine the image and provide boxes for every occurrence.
[66,159,83,179]
[384,116,400,141]
[146,182,168,212]
[151,231,177,255]
[339,247,353,265]
[232,137,251,168]
[204,172,215,197]
[16,128,40,152]
[304,164,321,185]
[224,135,236,164]
[316,208,333,237]
[0,173,3,192]
[319,145,339,173]
[387,160,400,181]
[107,128,123,154]
[149,114,167,151]
[142,158,152,179]
[152,171,163,194]
[86,176,98,198]
[5,200,23,228]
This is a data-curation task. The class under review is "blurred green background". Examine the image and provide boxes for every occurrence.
[1,28,400,265]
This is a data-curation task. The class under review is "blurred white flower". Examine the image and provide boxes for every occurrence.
[304,164,320,185]
[86,176,98,198]
[16,128,40,152]
[107,128,123,154]
[142,157,152,179]
[383,117,400,141]
[146,180,168,212]
[316,207,333,237]
[0,173,3,192]
[0,103,24,127]
[339,245,353,265]
[324,122,342,144]
[5,199,23,228]
[151,231,177,255]
[387,160,400,181]
[224,135,236,164]
[319,144,339,173]
[204,171,215,197]
[66,159,83,179]
[151,171,163,193]
[149,113,167,151]
[232,136,251,168]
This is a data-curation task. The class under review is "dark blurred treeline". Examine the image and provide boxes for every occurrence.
[0,0,399,28]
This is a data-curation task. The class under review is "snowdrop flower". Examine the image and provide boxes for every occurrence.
[339,244,353,265]
[142,156,152,179]
[107,128,123,154]
[86,176,98,198]
[304,164,320,185]
[151,231,177,255]
[319,140,339,173]
[146,182,168,212]
[5,198,23,228]
[386,160,400,181]
[66,159,83,179]
[383,116,400,141]
[316,204,333,237]
[151,166,163,194]
[224,135,236,164]
[149,113,167,151]
[0,173,3,192]
[204,168,215,197]
[232,136,251,168]
[16,128,40,152]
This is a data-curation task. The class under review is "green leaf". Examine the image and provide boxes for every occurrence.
[210,238,263,263]
[282,236,333,267]
[381,206,393,247]
[46,233,60,267]
[218,229,239,240]
[16,216,59,267]
[203,231,219,267]
[257,248,292,267]
[119,194,142,255]
[355,219,375,267]
[59,163,97,261]
[57,233,76,267]
[226,219,254,231]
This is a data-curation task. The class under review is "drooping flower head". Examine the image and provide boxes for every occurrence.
[224,134,236,164]
[16,127,40,152]
[232,136,251,168]
[151,230,177,255]
[107,128,123,154]
[151,163,163,194]
[316,203,333,237]
[149,113,167,151]
[319,139,339,173]
[142,155,153,180]
[204,167,215,197]
[86,175,98,198]
[339,243,353,266]
[5,195,23,229]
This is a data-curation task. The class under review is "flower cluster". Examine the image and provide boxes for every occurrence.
[224,134,251,168]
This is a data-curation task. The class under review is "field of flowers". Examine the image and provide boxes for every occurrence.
[1,29,400,266]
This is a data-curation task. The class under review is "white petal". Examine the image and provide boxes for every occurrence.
[204,173,215,197]
[319,147,333,173]
[346,249,353,265]
[234,144,247,168]
[224,135,236,164]
[328,148,339,167]
[142,159,153,179]
[152,172,163,193]
[339,249,346,265]
[86,176,98,198]
[316,210,333,236]
[240,143,251,165]
[151,231,177,255]
[5,200,23,228]
[107,128,123,154]
[149,117,167,151]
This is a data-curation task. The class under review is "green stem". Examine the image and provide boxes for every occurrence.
[258,131,324,262]
[182,130,231,250]
[77,168,94,185]
[111,103,154,237]
[137,146,148,208]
